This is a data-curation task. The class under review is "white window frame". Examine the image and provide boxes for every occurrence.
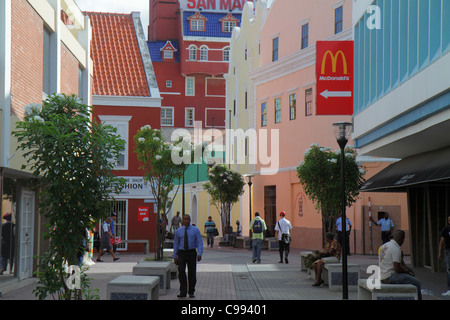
[185,108,195,127]
[189,45,197,60]
[161,107,174,126]
[223,47,230,61]
[186,77,195,96]
[98,115,132,170]
[223,21,236,32]
[166,80,172,88]
[199,45,208,61]
[191,19,205,31]
[163,51,173,59]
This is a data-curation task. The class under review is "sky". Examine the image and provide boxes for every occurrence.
[74,0,274,39]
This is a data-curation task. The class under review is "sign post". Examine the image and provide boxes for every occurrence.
[316,41,354,115]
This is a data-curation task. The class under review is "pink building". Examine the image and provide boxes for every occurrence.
[248,0,408,254]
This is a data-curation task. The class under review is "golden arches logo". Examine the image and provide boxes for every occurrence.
[321,50,348,74]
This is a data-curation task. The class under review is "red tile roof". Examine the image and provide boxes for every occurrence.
[86,12,150,97]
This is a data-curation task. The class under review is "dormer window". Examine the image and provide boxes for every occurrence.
[160,41,177,61]
[188,12,208,32]
[219,13,239,33]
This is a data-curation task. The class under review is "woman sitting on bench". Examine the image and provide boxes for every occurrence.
[312,232,341,286]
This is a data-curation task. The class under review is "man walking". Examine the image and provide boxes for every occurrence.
[173,214,203,298]
[96,216,119,262]
[275,211,292,263]
[438,216,450,296]
[250,212,267,264]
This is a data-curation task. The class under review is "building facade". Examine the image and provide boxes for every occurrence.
[0,0,91,280]
[355,0,450,270]
[228,0,408,254]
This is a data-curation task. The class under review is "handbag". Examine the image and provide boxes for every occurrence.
[213,228,219,236]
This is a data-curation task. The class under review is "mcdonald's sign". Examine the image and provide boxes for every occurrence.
[316,41,354,115]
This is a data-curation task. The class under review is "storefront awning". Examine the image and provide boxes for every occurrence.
[360,147,450,192]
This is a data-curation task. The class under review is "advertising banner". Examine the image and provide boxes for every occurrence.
[316,41,354,115]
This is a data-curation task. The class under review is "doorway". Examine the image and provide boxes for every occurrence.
[19,190,35,280]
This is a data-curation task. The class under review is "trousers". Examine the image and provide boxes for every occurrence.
[177,249,198,295]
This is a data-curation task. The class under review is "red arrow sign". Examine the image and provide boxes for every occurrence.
[316,41,354,115]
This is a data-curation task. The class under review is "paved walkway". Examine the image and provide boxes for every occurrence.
[0,245,449,301]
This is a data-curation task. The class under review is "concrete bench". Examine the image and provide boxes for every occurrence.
[121,239,149,254]
[322,263,360,291]
[300,251,313,271]
[163,248,173,259]
[107,275,159,300]
[132,261,171,295]
[358,279,418,300]
[306,256,339,280]
[266,237,279,251]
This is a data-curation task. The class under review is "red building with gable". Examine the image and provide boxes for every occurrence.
[148,0,254,138]
[87,11,162,253]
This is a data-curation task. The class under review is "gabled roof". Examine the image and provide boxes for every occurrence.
[148,41,180,62]
[86,12,150,97]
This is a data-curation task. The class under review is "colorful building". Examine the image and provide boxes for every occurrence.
[0,0,91,280]
[227,0,408,254]
[148,0,254,235]
[87,11,163,253]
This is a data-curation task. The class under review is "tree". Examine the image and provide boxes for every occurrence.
[13,93,125,300]
[296,143,366,238]
[203,164,245,235]
[133,126,188,260]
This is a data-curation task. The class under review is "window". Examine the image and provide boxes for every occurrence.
[98,116,131,170]
[189,45,197,60]
[289,93,296,120]
[200,46,208,61]
[223,21,236,32]
[245,91,248,110]
[305,88,313,116]
[274,98,281,123]
[43,28,51,95]
[191,19,205,31]
[301,23,309,49]
[223,47,230,61]
[109,200,127,250]
[163,51,173,59]
[185,108,195,127]
[166,80,172,88]
[186,77,195,96]
[335,6,343,34]
[78,67,84,100]
[272,37,279,62]
[161,107,174,126]
[261,102,267,127]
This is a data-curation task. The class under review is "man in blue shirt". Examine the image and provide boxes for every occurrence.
[173,214,204,298]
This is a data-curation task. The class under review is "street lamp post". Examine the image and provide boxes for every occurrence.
[244,174,253,241]
[332,121,353,300]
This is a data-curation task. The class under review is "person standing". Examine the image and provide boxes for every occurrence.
[336,214,352,256]
[96,217,119,262]
[438,216,450,296]
[275,211,292,263]
[379,230,422,300]
[250,212,267,264]
[373,212,395,244]
[204,216,216,248]
[171,211,182,233]
[173,214,204,298]
[231,220,242,248]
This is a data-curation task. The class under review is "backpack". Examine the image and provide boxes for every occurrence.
[252,219,263,233]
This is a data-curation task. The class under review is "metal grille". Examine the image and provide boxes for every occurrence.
[110,200,127,250]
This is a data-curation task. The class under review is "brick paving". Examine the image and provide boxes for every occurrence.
[0,243,448,301]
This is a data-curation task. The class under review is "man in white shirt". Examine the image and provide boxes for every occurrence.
[275,211,293,264]
[379,230,422,300]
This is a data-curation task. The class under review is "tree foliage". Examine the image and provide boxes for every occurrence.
[133,126,188,260]
[296,144,366,234]
[203,164,245,235]
[13,93,125,300]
